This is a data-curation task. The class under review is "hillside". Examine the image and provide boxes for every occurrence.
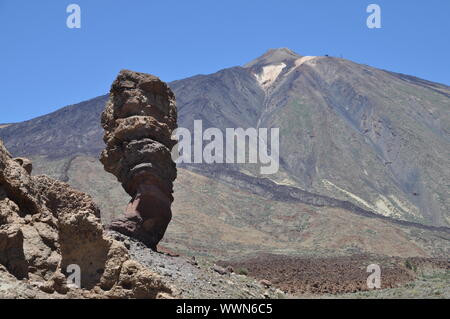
[1,48,449,260]
[171,48,450,227]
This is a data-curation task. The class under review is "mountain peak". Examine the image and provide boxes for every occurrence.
[244,48,302,68]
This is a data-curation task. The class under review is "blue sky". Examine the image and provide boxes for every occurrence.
[1,0,449,123]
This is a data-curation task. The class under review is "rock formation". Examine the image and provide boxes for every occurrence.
[0,139,174,298]
[100,70,177,250]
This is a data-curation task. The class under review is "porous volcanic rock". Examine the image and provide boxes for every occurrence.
[100,70,177,250]
[0,139,174,299]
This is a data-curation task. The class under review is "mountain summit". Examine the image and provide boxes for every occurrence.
[244,48,302,68]
[1,49,449,247]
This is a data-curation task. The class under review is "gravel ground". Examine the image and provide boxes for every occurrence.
[109,231,289,299]
[328,271,450,299]
[109,231,449,299]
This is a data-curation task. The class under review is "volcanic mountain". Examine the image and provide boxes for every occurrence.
[1,48,449,258]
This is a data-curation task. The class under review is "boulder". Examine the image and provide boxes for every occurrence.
[100,70,177,250]
[0,140,174,298]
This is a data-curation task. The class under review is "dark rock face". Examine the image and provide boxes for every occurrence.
[100,70,177,250]
[0,95,109,159]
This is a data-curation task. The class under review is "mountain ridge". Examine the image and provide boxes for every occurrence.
[1,49,449,234]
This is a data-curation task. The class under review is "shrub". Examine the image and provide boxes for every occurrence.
[405,259,417,272]
[237,268,249,276]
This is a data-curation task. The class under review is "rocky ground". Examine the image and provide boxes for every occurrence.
[111,231,449,299]
[110,231,288,299]
[217,253,449,298]
[0,140,174,299]
[333,271,450,299]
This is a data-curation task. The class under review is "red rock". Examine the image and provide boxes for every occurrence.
[101,70,177,250]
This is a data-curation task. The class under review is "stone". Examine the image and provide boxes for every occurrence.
[212,264,229,275]
[100,70,177,250]
[260,279,272,288]
[13,157,32,174]
[0,139,174,299]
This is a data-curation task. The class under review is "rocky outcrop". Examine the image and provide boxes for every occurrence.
[100,70,177,250]
[0,139,174,298]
